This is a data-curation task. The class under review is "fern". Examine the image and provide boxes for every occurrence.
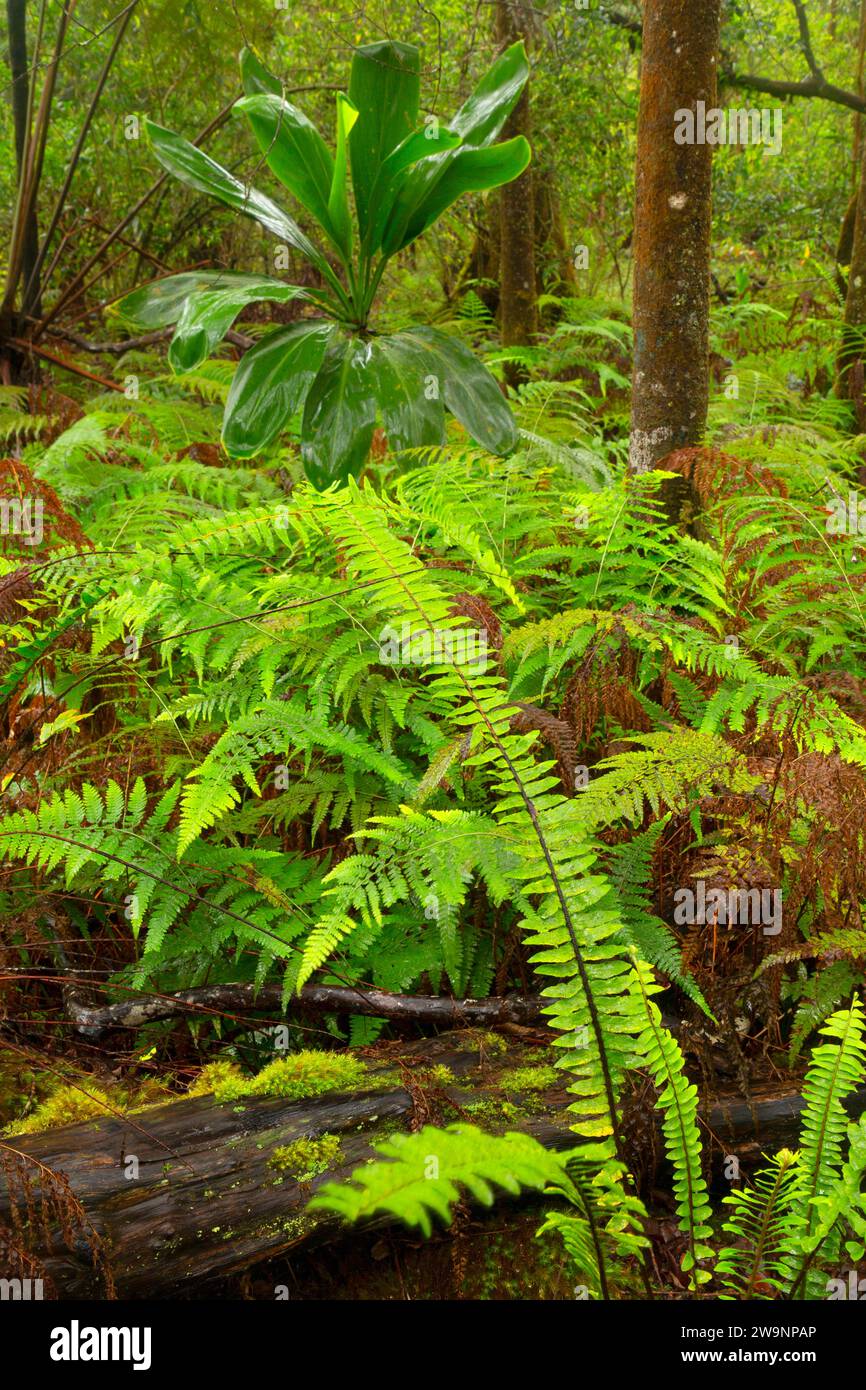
[311,1124,646,1299]
[716,1150,803,1299]
[781,1002,866,1297]
[311,1123,574,1236]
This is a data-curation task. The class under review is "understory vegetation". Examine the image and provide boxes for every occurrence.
[4,294,866,1298]
[2,0,866,1307]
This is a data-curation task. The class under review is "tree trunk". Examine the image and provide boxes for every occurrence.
[532,165,578,308]
[839,136,866,410]
[836,189,858,298]
[854,0,866,188]
[5,0,43,323]
[464,171,574,321]
[496,0,538,386]
[629,0,722,518]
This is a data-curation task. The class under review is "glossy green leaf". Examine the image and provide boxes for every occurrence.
[239,46,281,97]
[369,334,446,452]
[301,336,377,489]
[328,95,359,260]
[113,271,259,329]
[222,320,336,458]
[168,277,312,374]
[137,42,531,479]
[235,94,336,245]
[364,123,461,256]
[382,136,531,256]
[404,326,518,455]
[450,41,529,148]
[145,120,332,283]
[348,41,420,237]
[378,41,531,256]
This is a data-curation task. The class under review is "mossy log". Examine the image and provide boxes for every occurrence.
[2,1031,865,1299]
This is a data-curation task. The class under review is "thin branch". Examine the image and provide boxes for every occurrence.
[22,0,140,307]
[605,8,641,38]
[723,69,866,114]
[34,97,239,336]
[40,323,253,354]
[43,325,173,353]
[792,0,824,82]
[34,82,346,339]
[735,0,866,112]
[3,0,77,316]
[8,337,125,391]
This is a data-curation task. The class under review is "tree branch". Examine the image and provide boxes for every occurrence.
[602,0,866,115]
[605,8,641,38]
[9,336,126,390]
[42,323,254,354]
[723,69,866,115]
[792,0,824,83]
[61,982,545,1038]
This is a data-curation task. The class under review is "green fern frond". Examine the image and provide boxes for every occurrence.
[310,1124,577,1236]
[716,1149,802,1300]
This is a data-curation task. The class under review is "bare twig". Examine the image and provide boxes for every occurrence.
[21,0,140,307]
[9,337,125,391]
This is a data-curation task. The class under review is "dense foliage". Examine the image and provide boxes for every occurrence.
[3,0,866,1307]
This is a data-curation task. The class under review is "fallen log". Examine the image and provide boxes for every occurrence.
[0,1031,572,1297]
[62,983,544,1038]
[2,1031,864,1299]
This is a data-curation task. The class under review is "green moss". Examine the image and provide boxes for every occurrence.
[268,1133,342,1180]
[188,1060,244,1097]
[463,1097,524,1125]
[426,1064,457,1086]
[4,1084,115,1136]
[3,1074,172,1137]
[456,1029,507,1056]
[211,1051,367,1103]
[499,1065,561,1093]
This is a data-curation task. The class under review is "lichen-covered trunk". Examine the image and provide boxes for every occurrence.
[496,0,537,385]
[629,0,721,510]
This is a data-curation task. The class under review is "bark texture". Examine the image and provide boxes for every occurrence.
[496,0,538,384]
[840,136,866,401]
[467,168,576,319]
[629,0,722,507]
[0,1033,573,1297]
[836,189,858,298]
[63,982,544,1039]
[5,0,42,321]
